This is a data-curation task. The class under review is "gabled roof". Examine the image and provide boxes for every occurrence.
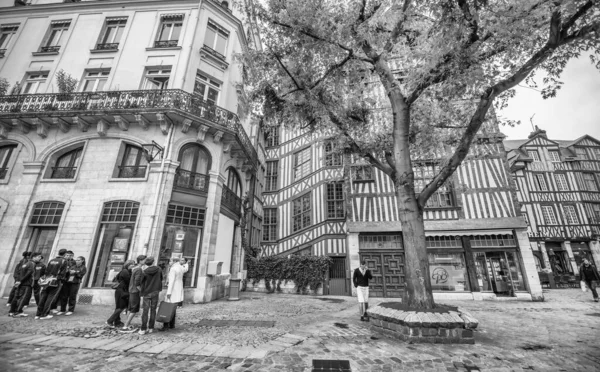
[504,134,600,152]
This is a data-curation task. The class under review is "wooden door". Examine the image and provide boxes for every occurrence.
[359,251,405,297]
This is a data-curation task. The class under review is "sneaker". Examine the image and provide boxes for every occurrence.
[595,298,599,302]
[147,328,154,334]
[120,326,137,333]
[40,315,53,320]
[56,312,64,316]
[23,306,28,310]
[50,310,58,314]
[65,312,73,316]
[16,313,28,317]
[138,329,147,335]
[114,322,125,328]
[105,322,115,328]
[8,313,14,317]
[34,316,40,320]
[5,303,10,307]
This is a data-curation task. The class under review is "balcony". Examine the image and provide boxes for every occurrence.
[174,169,209,193]
[118,165,147,178]
[154,40,178,48]
[94,43,119,51]
[0,89,258,171]
[221,185,242,216]
[39,45,61,53]
[0,167,7,179]
[51,166,76,179]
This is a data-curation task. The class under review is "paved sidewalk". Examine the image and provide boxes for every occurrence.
[1,289,599,371]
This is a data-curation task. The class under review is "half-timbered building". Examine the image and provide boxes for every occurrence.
[505,127,600,286]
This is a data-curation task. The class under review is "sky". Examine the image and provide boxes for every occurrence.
[498,54,600,141]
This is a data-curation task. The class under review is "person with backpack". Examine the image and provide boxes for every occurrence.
[35,249,68,320]
[139,257,163,335]
[8,254,35,317]
[121,255,147,332]
[61,256,87,315]
[106,260,134,328]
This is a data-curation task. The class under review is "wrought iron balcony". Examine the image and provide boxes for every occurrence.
[95,43,119,50]
[0,89,258,168]
[221,185,242,215]
[174,169,210,193]
[154,40,179,48]
[118,165,147,178]
[50,166,77,179]
[40,45,60,53]
[0,167,7,179]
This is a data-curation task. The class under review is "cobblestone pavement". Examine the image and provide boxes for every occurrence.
[0,289,599,371]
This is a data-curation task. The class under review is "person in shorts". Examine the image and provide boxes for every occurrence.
[121,255,146,332]
[353,259,373,321]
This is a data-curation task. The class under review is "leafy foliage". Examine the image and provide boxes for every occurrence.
[246,254,333,293]
[55,69,78,94]
[0,78,9,96]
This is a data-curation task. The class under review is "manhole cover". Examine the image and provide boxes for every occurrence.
[312,359,351,371]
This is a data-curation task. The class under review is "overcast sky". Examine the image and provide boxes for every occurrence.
[498,54,600,141]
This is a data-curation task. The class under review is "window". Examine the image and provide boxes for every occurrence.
[535,174,548,191]
[527,150,540,162]
[118,144,148,178]
[428,253,470,292]
[0,24,18,55]
[155,14,183,48]
[326,182,345,219]
[143,68,171,90]
[27,201,65,260]
[262,208,277,241]
[292,193,311,232]
[194,73,220,105]
[51,147,82,179]
[265,128,279,147]
[592,204,600,224]
[563,205,579,224]
[522,213,529,226]
[81,70,110,92]
[175,143,211,192]
[40,21,70,53]
[203,19,229,56]
[583,173,598,191]
[324,141,342,167]
[22,72,49,94]
[575,147,588,160]
[541,206,558,225]
[554,173,569,191]
[549,151,561,162]
[414,164,455,208]
[96,18,127,49]
[222,167,242,214]
[293,147,311,180]
[165,203,205,226]
[265,161,278,192]
[593,148,600,160]
[0,144,17,179]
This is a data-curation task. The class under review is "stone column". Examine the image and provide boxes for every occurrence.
[347,232,360,297]
[562,241,578,275]
[539,241,551,271]
[590,240,600,268]
[515,229,543,301]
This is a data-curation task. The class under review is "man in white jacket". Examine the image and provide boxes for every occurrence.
[161,257,187,331]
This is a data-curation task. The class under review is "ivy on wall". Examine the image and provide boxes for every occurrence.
[247,254,333,293]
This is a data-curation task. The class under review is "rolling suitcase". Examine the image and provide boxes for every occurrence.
[156,301,177,323]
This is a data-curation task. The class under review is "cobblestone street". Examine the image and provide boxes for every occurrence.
[1,289,599,371]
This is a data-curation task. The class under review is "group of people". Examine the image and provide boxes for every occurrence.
[7,249,87,319]
[106,255,188,335]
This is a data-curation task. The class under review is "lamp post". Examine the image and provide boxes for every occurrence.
[141,141,164,162]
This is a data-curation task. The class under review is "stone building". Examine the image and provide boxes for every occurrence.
[505,127,600,286]
[0,0,263,304]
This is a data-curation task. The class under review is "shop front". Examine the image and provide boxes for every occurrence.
[571,241,596,269]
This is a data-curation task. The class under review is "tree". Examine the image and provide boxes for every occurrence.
[239,0,600,309]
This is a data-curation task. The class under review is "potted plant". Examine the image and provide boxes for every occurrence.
[55,69,78,101]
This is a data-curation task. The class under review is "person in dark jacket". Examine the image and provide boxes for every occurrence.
[61,256,87,315]
[139,257,163,335]
[8,256,35,317]
[35,249,68,320]
[121,255,147,332]
[579,258,600,302]
[22,253,45,308]
[7,252,32,307]
[52,250,75,315]
[106,260,134,327]
[353,259,373,321]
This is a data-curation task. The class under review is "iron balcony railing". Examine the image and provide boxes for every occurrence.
[118,165,147,178]
[95,43,119,50]
[40,45,61,53]
[51,166,77,179]
[174,169,210,193]
[0,167,7,179]
[0,89,258,167]
[154,40,178,48]
[221,186,242,215]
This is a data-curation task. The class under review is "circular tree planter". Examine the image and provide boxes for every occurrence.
[367,303,478,344]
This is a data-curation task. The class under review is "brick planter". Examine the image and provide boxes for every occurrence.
[367,304,478,344]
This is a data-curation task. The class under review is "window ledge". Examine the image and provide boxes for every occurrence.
[145,46,182,51]
[108,177,148,182]
[32,51,59,56]
[353,179,375,183]
[424,206,461,211]
[90,49,118,54]
[40,178,77,183]
[199,46,228,71]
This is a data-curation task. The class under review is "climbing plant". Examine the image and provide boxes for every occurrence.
[247,254,332,293]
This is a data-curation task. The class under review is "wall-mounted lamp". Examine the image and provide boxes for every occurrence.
[141,141,164,162]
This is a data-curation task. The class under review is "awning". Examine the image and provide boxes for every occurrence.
[425,229,514,237]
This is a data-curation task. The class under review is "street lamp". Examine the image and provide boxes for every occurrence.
[141,141,164,162]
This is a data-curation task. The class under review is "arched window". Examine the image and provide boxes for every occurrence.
[226,167,242,198]
[51,147,83,179]
[118,144,148,178]
[27,201,65,261]
[0,144,17,179]
[175,144,211,192]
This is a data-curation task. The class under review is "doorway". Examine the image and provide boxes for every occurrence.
[473,251,526,296]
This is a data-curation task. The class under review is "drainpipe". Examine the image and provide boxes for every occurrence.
[142,119,174,256]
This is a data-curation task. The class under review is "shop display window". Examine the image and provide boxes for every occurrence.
[427,253,470,291]
[473,251,526,294]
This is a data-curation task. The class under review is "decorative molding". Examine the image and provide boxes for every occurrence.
[32,118,49,139]
[114,115,129,131]
[196,125,209,143]
[181,118,193,134]
[213,130,224,143]
[52,117,71,133]
[223,142,233,153]
[156,113,170,134]
[73,116,90,132]
[12,119,30,134]
[97,119,109,136]
[134,114,150,130]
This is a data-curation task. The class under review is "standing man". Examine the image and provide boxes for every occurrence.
[580,258,600,302]
[121,254,147,332]
[36,249,68,320]
[63,256,87,315]
[52,250,74,315]
[161,257,186,331]
[6,252,32,307]
[353,259,373,322]
[8,255,35,317]
[139,257,163,335]
[28,253,46,306]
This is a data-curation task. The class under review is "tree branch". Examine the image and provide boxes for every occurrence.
[456,0,479,43]
[560,0,594,37]
[269,48,303,90]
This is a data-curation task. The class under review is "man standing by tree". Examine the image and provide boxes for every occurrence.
[353,259,373,321]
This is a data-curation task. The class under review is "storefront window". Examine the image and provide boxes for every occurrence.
[505,252,526,291]
[427,253,470,291]
[473,251,526,294]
